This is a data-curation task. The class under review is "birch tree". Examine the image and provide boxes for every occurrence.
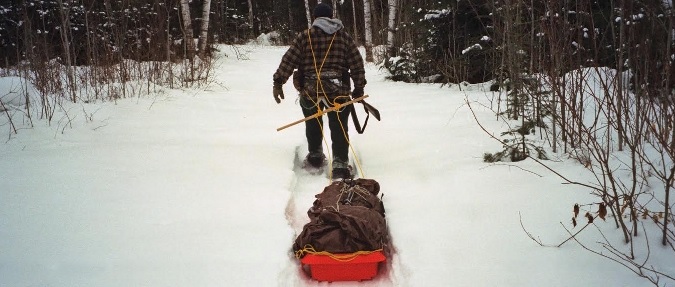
[198,0,212,58]
[332,0,338,18]
[304,0,312,28]
[363,0,374,62]
[386,0,397,58]
[180,0,196,59]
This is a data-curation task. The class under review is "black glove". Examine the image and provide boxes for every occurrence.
[351,87,364,100]
[273,83,284,104]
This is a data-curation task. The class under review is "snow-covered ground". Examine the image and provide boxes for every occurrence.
[0,45,671,286]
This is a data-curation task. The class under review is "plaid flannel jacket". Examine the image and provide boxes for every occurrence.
[273,27,366,97]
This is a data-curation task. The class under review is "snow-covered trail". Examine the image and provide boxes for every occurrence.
[0,46,299,286]
[0,45,651,287]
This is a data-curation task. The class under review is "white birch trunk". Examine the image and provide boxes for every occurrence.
[180,0,195,59]
[332,0,338,18]
[386,0,397,57]
[363,0,374,62]
[304,0,312,29]
[198,0,212,58]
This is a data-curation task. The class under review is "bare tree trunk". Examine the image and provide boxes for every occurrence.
[166,2,174,88]
[665,168,673,246]
[56,0,76,103]
[288,0,294,32]
[386,0,397,58]
[332,0,339,18]
[663,14,674,247]
[615,1,625,152]
[20,1,33,123]
[247,0,255,36]
[352,0,359,44]
[198,0,212,58]
[180,0,195,59]
[363,0,374,62]
[304,0,312,29]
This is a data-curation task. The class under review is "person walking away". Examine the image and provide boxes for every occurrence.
[272,2,366,179]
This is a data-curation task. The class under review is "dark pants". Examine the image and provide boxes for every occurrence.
[300,96,350,165]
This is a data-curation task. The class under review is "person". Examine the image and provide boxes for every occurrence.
[272,2,366,179]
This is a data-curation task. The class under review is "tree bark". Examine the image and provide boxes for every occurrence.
[198,0,212,58]
[56,0,76,102]
[247,0,255,37]
[363,0,374,62]
[304,0,312,29]
[180,0,195,59]
[386,0,397,58]
[332,0,338,18]
[351,0,359,44]
[288,0,294,32]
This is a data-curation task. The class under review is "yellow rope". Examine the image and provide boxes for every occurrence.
[326,96,365,179]
[307,29,365,180]
[307,30,335,183]
[303,90,332,184]
[307,29,335,100]
[295,244,383,261]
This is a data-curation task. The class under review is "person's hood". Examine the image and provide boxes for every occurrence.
[312,17,344,35]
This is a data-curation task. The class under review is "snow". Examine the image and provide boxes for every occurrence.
[461,43,482,55]
[0,44,673,287]
[0,77,36,110]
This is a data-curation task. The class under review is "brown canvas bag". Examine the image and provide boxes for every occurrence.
[294,179,388,256]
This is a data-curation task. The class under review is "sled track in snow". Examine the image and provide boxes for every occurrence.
[279,145,405,286]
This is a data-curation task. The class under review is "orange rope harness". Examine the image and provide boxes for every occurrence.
[305,29,364,180]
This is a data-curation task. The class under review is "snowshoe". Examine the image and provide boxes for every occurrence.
[331,166,353,181]
[303,153,326,175]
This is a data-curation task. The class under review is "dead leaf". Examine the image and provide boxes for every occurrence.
[572,217,577,227]
[620,197,630,215]
[573,204,580,218]
[642,210,648,220]
[585,212,594,224]
[598,203,607,221]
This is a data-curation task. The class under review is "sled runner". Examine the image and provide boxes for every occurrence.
[293,178,388,282]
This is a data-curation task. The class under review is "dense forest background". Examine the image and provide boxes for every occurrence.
[1,0,674,86]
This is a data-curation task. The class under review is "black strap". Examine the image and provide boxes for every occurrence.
[349,100,380,134]
[362,100,381,121]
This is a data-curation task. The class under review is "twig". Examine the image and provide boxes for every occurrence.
[480,163,544,177]
[466,98,602,192]
[519,212,549,247]
[557,221,593,247]
[0,97,17,137]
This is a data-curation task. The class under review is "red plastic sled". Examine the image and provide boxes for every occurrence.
[300,251,386,282]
